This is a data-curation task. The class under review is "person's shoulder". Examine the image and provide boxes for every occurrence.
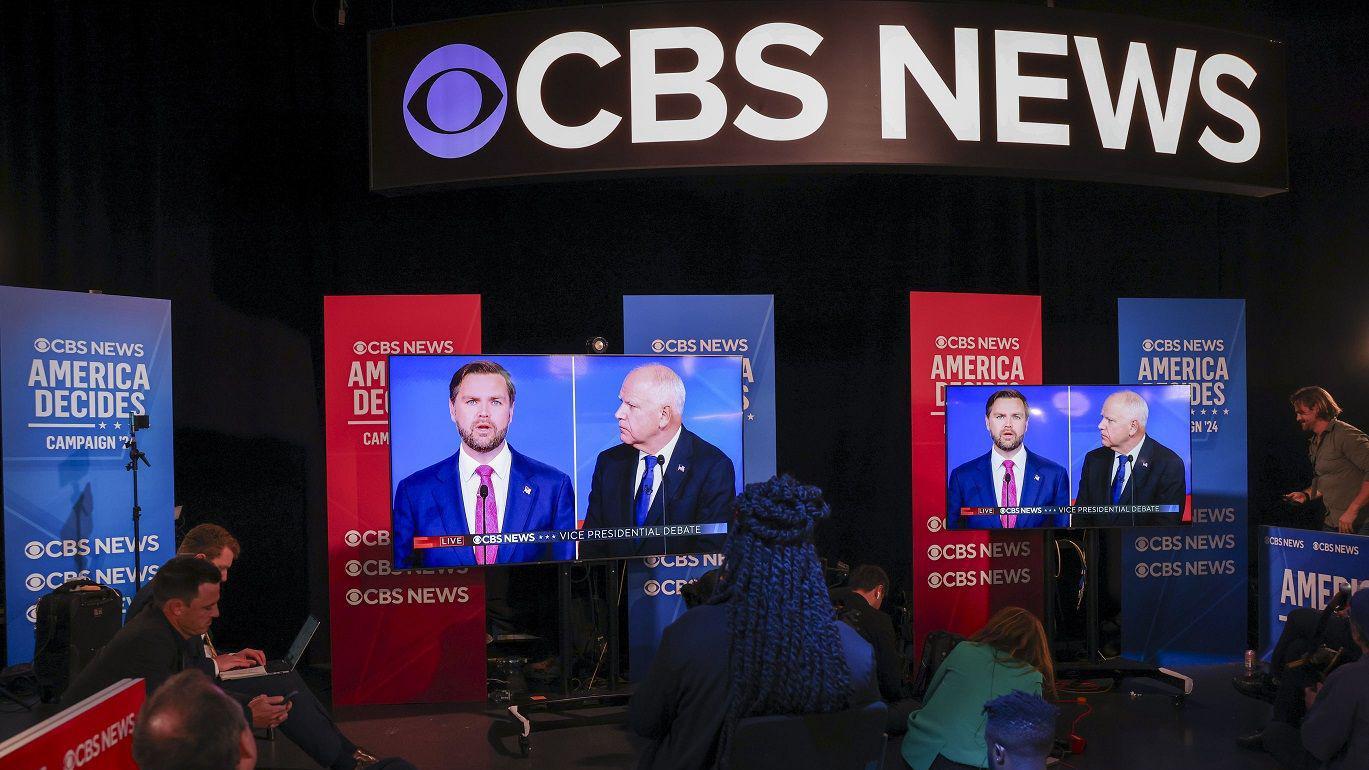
[681,427,729,462]
[836,619,875,659]
[509,446,571,483]
[665,603,728,643]
[1083,444,1111,459]
[1026,450,1067,475]
[1324,655,1369,692]
[1333,420,1368,441]
[594,441,636,465]
[397,453,457,489]
[950,452,990,479]
[1144,436,1183,463]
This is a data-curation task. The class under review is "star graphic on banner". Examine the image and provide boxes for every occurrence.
[113,421,123,429]
[99,421,107,429]
[1223,409,1230,415]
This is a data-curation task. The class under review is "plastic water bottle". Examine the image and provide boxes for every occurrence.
[1245,649,1256,676]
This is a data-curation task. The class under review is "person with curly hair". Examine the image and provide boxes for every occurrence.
[901,607,1056,770]
[628,475,880,770]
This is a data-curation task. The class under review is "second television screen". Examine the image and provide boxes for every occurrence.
[389,354,744,567]
[945,384,1191,529]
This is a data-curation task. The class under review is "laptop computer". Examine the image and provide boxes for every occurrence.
[219,615,320,680]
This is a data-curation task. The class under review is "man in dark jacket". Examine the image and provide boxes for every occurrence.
[1259,589,1369,769]
[832,565,918,732]
[64,555,289,734]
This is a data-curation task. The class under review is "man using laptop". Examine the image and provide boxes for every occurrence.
[123,524,381,770]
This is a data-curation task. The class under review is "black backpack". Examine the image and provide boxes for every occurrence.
[909,630,964,700]
[33,579,123,702]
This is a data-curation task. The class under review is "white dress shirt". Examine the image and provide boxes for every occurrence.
[458,442,511,535]
[1108,437,1146,500]
[632,426,683,509]
[991,446,1028,507]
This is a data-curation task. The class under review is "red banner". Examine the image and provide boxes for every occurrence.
[324,295,485,705]
[910,292,1043,654]
[0,679,143,770]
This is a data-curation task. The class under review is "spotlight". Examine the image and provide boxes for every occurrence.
[585,337,609,354]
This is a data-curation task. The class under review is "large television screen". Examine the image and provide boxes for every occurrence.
[945,384,1192,529]
[388,354,744,567]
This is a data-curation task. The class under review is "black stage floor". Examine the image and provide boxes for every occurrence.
[0,663,1280,769]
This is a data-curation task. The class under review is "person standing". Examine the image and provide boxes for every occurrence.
[1284,386,1369,534]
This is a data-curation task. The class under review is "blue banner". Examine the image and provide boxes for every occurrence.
[1259,526,1369,657]
[1,287,176,663]
[1117,298,1247,665]
[622,295,776,680]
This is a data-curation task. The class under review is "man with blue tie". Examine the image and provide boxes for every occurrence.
[579,363,737,558]
[1074,390,1187,526]
[947,389,1071,529]
[391,361,576,568]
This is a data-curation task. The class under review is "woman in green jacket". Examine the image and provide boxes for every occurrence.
[901,607,1056,770]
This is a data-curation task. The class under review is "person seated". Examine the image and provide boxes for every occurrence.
[1235,594,1358,703]
[628,475,880,770]
[133,669,257,770]
[983,690,1059,770]
[69,553,388,769]
[832,564,919,732]
[1237,589,1361,752]
[901,607,1056,770]
[1258,588,1369,770]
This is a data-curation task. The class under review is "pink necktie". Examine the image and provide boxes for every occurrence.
[475,465,499,565]
[1000,459,1018,528]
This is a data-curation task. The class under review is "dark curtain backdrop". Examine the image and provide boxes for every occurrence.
[2,0,1367,656]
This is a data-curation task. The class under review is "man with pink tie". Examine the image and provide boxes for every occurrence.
[391,360,575,567]
[946,389,1071,529]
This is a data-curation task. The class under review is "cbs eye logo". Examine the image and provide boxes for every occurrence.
[403,44,507,159]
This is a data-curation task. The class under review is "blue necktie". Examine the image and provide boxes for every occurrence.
[634,455,658,527]
[1110,454,1130,504]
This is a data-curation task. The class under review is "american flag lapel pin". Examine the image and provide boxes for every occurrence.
[523,485,532,495]
[1141,460,1150,469]
[677,465,686,473]
[1033,474,1041,482]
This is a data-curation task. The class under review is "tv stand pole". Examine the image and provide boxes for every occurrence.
[497,560,631,757]
[1053,528,1193,706]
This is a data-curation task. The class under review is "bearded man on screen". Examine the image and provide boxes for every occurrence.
[946,389,1070,529]
[392,360,575,567]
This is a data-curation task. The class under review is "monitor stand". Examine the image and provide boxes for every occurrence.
[1048,529,1192,707]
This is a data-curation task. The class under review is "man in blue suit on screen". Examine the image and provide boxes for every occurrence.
[391,360,576,568]
[946,389,1071,529]
[580,363,737,559]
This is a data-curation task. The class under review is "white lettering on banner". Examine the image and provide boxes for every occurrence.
[343,530,391,547]
[1193,507,1237,524]
[343,586,471,606]
[927,541,1032,561]
[926,569,1032,588]
[342,559,464,577]
[1133,534,1237,552]
[32,338,146,357]
[642,578,702,597]
[1133,339,1232,419]
[44,435,122,450]
[63,711,137,768]
[1134,560,1236,578]
[24,565,159,592]
[641,554,724,569]
[1279,570,1369,610]
[27,357,151,420]
[343,340,457,429]
[23,535,161,560]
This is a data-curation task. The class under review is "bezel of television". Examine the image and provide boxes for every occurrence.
[387,353,745,566]
[943,384,1192,529]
